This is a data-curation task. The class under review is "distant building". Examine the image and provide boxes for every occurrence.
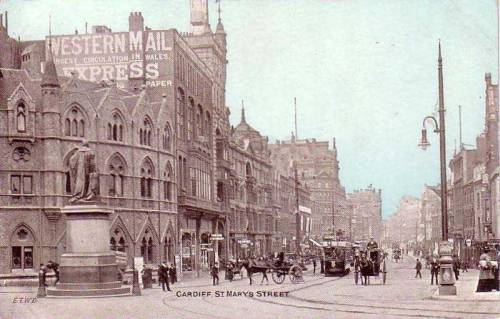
[347,186,383,242]
[385,196,420,249]
[269,137,348,239]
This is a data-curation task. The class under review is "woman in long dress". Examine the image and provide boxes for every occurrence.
[476,249,496,292]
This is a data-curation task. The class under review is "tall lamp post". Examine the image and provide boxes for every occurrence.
[418,41,456,295]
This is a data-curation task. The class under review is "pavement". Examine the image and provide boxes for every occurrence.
[1,256,500,319]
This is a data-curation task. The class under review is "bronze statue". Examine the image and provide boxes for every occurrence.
[68,140,99,203]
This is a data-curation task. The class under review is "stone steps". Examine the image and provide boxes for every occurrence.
[46,286,131,297]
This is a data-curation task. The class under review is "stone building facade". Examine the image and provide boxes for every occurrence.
[269,137,347,240]
[347,186,383,242]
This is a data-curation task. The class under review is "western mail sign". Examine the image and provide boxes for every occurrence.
[47,30,173,87]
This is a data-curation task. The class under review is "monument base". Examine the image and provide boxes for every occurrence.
[47,204,130,297]
[439,285,457,296]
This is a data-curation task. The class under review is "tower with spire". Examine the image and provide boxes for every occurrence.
[40,17,63,198]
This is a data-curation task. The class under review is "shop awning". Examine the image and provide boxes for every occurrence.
[309,238,322,247]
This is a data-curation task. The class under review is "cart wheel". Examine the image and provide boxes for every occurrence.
[289,273,297,284]
[272,270,285,284]
[354,271,359,285]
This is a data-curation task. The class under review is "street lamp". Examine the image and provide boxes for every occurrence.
[418,41,455,295]
[418,42,448,242]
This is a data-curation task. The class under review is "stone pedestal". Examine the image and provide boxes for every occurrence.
[47,204,130,297]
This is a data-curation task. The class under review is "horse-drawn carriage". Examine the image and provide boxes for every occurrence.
[243,253,304,284]
[354,248,387,285]
[392,248,402,263]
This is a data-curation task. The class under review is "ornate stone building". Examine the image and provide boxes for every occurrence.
[270,137,348,240]
[0,58,177,275]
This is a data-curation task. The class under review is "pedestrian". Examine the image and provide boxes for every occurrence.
[226,261,234,282]
[430,258,439,285]
[261,269,269,284]
[461,258,468,273]
[320,255,325,274]
[48,260,60,286]
[312,257,317,275]
[477,248,495,292]
[452,255,460,281]
[159,262,171,292]
[415,258,422,279]
[210,263,219,286]
[168,264,176,285]
[39,263,48,287]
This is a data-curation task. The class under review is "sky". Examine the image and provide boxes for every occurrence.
[1,0,498,218]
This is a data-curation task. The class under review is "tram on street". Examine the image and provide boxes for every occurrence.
[323,241,354,276]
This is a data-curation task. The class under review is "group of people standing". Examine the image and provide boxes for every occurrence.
[414,257,440,284]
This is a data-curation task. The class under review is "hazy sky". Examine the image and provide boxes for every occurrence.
[2,0,498,218]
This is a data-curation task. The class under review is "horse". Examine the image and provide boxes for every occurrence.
[241,259,271,285]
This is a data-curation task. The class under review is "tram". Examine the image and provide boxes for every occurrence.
[323,241,354,276]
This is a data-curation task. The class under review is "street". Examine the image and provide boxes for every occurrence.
[1,255,499,319]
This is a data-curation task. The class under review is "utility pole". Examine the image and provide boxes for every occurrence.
[438,42,448,241]
[294,160,301,255]
[458,105,462,150]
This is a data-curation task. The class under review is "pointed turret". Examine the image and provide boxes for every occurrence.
[41,22,59,88]
[241,100,246,123]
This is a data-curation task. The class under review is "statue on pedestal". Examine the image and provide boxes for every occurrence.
[68,140,99,203]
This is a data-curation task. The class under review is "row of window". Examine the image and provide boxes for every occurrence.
[176,88,212,142]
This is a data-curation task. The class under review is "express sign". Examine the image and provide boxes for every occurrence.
[47,30,172,87]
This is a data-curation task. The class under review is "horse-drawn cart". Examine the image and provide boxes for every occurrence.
[354,248,387,285]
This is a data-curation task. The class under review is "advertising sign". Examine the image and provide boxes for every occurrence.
[134,257,144,284]
[210,233,224,241]
[47,30,173,90]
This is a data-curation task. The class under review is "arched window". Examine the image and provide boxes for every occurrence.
[10,225,36,271]
[107,123,112,140]
[187,98,194,140]
[164,162,174,201]
[65,119,71,136]
[140,159,154,198]
[140,234,155,264]
[110,227,128,256]
[196,105,203,138]
[177,88,185,140]
[205,111,211,140]
[108,113,125,142]
[72,119,78,136]
[16,102,26,133]
[163,123,172,151]
[65,106,86,137]
[140,117,153,146]
[147,238,154,263]
[108,154,126,197]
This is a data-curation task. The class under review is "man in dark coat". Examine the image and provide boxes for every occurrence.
[159,262,171,292]
[415,259,422,279]
[211,263,219,286]
[312,257,317,275]
[430,258,439,285]
[452,255,460,281]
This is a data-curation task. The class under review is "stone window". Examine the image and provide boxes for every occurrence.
[108,155,126,197]
[11,225,35,271]
[108,113,124,142]
[177,88,185,140]
[163,162,174,201]
[11,174,33,195]
[16,102,27,133]
[139,117,153,146]
[140,159,154,198]
[163,123,172,151]
[196,105,203,138]
[64,107,85,137]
